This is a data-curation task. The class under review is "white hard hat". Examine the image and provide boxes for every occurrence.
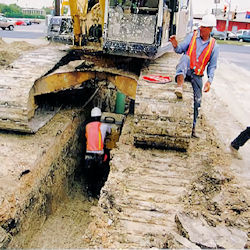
[192,25,198,31]
[91,107,102,117]
[200,14,216,27]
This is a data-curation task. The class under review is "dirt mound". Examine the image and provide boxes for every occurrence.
[180,123,250,247]
[0,51,16,67]
[0,38,37,68]
[10,41,35,51]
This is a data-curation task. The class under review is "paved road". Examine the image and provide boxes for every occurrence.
[0,30,44,39]
[219,44,250,71]
[0,23,46,39]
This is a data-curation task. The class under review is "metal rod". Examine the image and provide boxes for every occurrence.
[55,0,61,16]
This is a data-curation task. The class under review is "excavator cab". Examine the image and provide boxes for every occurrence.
[102,0,165,58]
[47,16,73,43]
[102,0,192,58]
[92,0,190,58]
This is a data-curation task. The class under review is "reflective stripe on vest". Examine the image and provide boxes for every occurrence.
[86,121,104,152]
[186,31,216,76]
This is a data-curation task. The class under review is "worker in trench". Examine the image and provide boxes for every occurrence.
[169,14,219,138]
[84,107,112,197]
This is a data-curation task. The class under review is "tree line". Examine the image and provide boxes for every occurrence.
[0,3,52,19]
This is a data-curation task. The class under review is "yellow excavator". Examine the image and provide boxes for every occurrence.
[0,0,192,147]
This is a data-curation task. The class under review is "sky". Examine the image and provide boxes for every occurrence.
[0,0,54,8]
[0,0,250,12]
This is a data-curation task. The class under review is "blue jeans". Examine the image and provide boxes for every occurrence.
[231,127,250,150]
[175,54,203,129]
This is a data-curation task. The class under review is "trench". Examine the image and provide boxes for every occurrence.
[6,79,126,248]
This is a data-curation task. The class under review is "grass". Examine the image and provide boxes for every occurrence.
[216,39,249,46]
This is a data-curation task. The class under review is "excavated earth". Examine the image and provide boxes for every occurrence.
[0,38,36,68]
[0,41,249,248]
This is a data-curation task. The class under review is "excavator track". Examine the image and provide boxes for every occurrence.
[0,45,68,133]
[134,52,193,150]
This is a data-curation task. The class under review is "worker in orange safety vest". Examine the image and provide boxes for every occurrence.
[84,107,111,197]
[170,14,219,138]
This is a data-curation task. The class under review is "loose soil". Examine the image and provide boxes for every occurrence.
[27,182,97,248]
[0,38,37,68]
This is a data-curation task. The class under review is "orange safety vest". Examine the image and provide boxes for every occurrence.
[186,31,216,76]
[86,121,104,152]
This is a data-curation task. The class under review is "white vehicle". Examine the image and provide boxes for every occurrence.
[0,16,15,31]
[227,31,237,40]
[236,29,248,39]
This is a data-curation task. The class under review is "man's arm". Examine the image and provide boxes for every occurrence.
[204,43,219,92]
[169,33,193,54]
[207,44,219,84]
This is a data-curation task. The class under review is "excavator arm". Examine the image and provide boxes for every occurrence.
[68,0,85,44]
[68,0,105,45]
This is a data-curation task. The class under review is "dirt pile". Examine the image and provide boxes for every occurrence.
[0,38,36,68]
[165,119,250,248]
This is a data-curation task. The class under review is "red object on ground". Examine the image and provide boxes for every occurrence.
[142,74,172,84]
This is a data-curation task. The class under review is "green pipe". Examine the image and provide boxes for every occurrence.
[115,91,126,114]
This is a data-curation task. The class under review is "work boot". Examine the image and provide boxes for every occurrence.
[175,86,183,99]
[230,144,242,160]
[191,128,199,138]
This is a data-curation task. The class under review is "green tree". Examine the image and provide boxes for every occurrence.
[43,7,53,15]
[0,3,23,18]
[0,3,45,19]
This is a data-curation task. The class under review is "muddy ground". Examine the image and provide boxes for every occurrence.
[27,182,97,248]
[79,113,249,248]
[0,40,249,248]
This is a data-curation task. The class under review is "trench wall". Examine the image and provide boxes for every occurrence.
[0,109,86,248]
[0,78,125,248]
